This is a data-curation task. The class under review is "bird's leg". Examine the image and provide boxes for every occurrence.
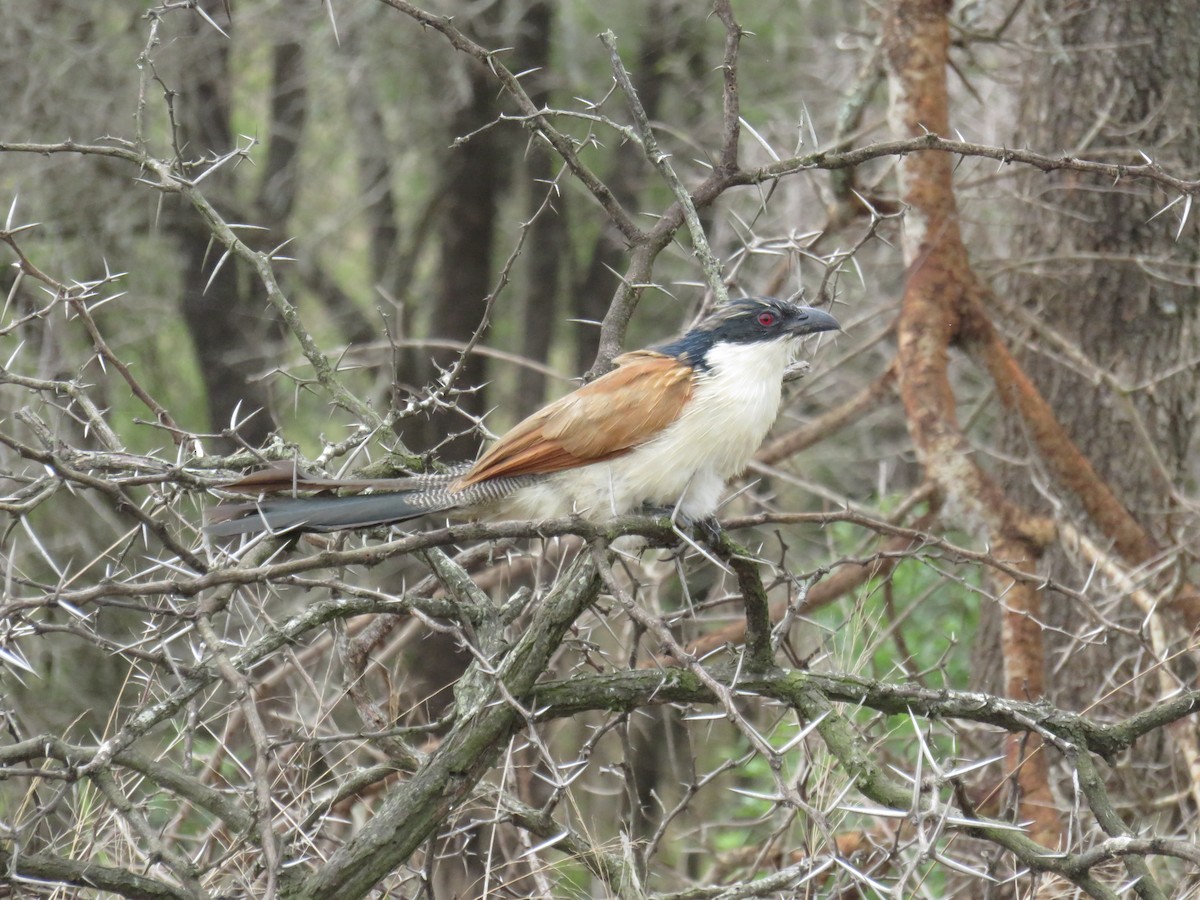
[639,503,733,573]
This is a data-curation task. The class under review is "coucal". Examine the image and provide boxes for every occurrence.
[205,297,839,536]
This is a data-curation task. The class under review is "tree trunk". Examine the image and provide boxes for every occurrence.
[513,0,564,417]
[403,50,507,460]
[1010,1,1200,513]
[990,0,1200,820]
[170,1,276,447]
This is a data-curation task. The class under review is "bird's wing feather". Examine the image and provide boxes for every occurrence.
[453,350,692,488]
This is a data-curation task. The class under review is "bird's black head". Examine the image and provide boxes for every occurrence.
[653,297,840,371]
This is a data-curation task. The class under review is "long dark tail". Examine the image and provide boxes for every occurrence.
[204,469,540,537]
[204,490,453,537]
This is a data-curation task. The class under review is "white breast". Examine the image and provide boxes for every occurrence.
[511,336,798,522]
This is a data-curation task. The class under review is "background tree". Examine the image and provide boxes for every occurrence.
[992,0,1200,851]
[0,1,1197,898]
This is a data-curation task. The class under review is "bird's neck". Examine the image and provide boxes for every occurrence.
[699,336,796,385]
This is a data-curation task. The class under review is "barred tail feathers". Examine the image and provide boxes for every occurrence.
[204,472,541,537]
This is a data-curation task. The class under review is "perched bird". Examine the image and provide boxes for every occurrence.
[205,297,839,536]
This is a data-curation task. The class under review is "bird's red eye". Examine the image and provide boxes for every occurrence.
[757,312,777,327]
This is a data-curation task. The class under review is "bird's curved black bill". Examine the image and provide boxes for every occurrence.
[789,306,841,336]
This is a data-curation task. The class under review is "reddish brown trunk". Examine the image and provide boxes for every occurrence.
[882,0,1060,847]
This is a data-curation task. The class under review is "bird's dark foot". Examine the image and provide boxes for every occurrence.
[692,515,724,546]
[639,503,679,523]
[639,504,723,545]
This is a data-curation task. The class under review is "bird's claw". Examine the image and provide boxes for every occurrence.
[639,504,723,545]
[692,515,724,546]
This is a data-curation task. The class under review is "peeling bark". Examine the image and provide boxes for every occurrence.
[881,0,1059,847]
